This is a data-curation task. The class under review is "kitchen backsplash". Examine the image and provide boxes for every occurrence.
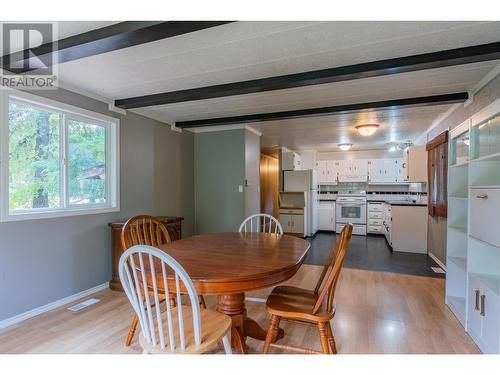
[319,182,427,194]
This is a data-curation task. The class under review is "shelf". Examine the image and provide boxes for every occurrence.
[449,161,469,168]
[469,234,500,250]
[447,296,466,327]
[470,272,500,295]
[470,185,500,189]
[449,225,467,235]
[449,256,467,272]
[471,151,500,163]
[449,195,468,200]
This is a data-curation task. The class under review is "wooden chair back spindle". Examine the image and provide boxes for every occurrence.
[121,215,171,250]
[239,214,283,235]
[119,245,201,352]
[312,224,353,315]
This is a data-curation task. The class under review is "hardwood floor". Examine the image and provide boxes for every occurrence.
[0,265,480,354]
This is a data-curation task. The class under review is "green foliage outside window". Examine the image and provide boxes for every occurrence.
[8,101,107,210]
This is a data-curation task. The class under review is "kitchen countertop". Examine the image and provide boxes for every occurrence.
[385,201,427,207]
[368,199,427,206]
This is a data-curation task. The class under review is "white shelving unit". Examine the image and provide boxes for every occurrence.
[446,119,470,327]
[446,97,500,353]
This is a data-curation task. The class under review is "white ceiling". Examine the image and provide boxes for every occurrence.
[6,21,119,54]
[250,103,457,152]
[50,21,500,151]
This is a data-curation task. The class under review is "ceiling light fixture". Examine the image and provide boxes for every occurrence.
[388,145,397,152]
[355,124,379,137]
[338,143,353,151]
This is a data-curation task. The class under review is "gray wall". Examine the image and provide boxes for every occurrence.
[194,129,246,233]
[245,129,261,217]
[424,73,500,265]
[0,88,194,321]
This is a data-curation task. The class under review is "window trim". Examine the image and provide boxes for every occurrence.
[0,88,120,222]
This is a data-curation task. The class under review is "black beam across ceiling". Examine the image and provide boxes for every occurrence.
[115,41,500,109]
[1,21,234,74]
[176,93,469,128]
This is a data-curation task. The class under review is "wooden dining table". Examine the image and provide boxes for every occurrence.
[156,232,311,354]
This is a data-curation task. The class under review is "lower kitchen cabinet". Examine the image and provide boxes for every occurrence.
[280,213,305,236]
[467,274,500,353]
[367,202,384,234]
[390,205,427,253]
[318,201,335,231]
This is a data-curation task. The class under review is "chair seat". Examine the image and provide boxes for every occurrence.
[139,306,231,354]
[266,285,335,322]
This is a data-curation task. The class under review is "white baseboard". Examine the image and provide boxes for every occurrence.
[429,252,446,272]
[0,282,109,330]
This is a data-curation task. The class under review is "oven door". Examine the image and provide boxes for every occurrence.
[336,202,366,224]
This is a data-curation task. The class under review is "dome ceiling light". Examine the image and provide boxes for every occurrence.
[355,124,379,137]
[338,143,353,151]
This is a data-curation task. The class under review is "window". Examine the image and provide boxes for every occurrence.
[1,90,119,221]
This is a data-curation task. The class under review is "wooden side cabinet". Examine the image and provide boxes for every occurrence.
[108,216,184,291]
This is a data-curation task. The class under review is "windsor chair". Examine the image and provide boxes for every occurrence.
[239,214,283,235]
[121,215,206,346]
[262,224,353,354]
[119,245,232,354]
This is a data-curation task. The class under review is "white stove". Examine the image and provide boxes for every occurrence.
[335,193,367,235]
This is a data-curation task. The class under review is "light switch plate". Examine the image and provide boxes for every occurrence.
[238,185,243,193]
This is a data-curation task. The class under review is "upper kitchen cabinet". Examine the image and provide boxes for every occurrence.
[368,159,403,184]
[315,160,337,184]
[282,151,301,171]
[338,159,368,182]
[404,145,428,183]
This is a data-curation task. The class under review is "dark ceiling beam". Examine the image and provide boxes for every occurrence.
[115,41,500,109]
[1,21,234,74]
[176,93,469,128]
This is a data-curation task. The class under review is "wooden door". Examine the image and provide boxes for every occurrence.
[260,154,279,218]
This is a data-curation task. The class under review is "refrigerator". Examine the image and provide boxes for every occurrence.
[283,170,318,236]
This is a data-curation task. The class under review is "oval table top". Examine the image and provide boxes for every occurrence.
[157,232,311,294]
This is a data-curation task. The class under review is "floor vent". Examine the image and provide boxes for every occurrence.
[67,298,100,312]
[431,267,445,274]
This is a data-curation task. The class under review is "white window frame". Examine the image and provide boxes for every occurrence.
[0,88,120,222]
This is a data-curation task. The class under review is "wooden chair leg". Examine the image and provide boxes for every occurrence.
[326,322,337,354]
[125,314,139,346]
[317,322,330,354]
[262,315,281,354]
[199,295,207,309]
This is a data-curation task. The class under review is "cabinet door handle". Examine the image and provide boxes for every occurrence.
[476,194,489,199]
[475,289,480,310]
[480,294,486,316]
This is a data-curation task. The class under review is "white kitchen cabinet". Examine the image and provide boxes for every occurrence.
[391,205,427,253]
[318,202,335,231]
[279,213,305,235]
[316,160,337,184]
[395,159,406,182]
[338,160,368,182]
[367,202,384,234]
[282,151,301,171]
[403,146,428,182]
[368,160,384,183]
[315,160,327,184]
[368,159,402,183]
[383,160,397,182]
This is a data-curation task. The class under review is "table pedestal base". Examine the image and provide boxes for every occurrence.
[217,293,284,354]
